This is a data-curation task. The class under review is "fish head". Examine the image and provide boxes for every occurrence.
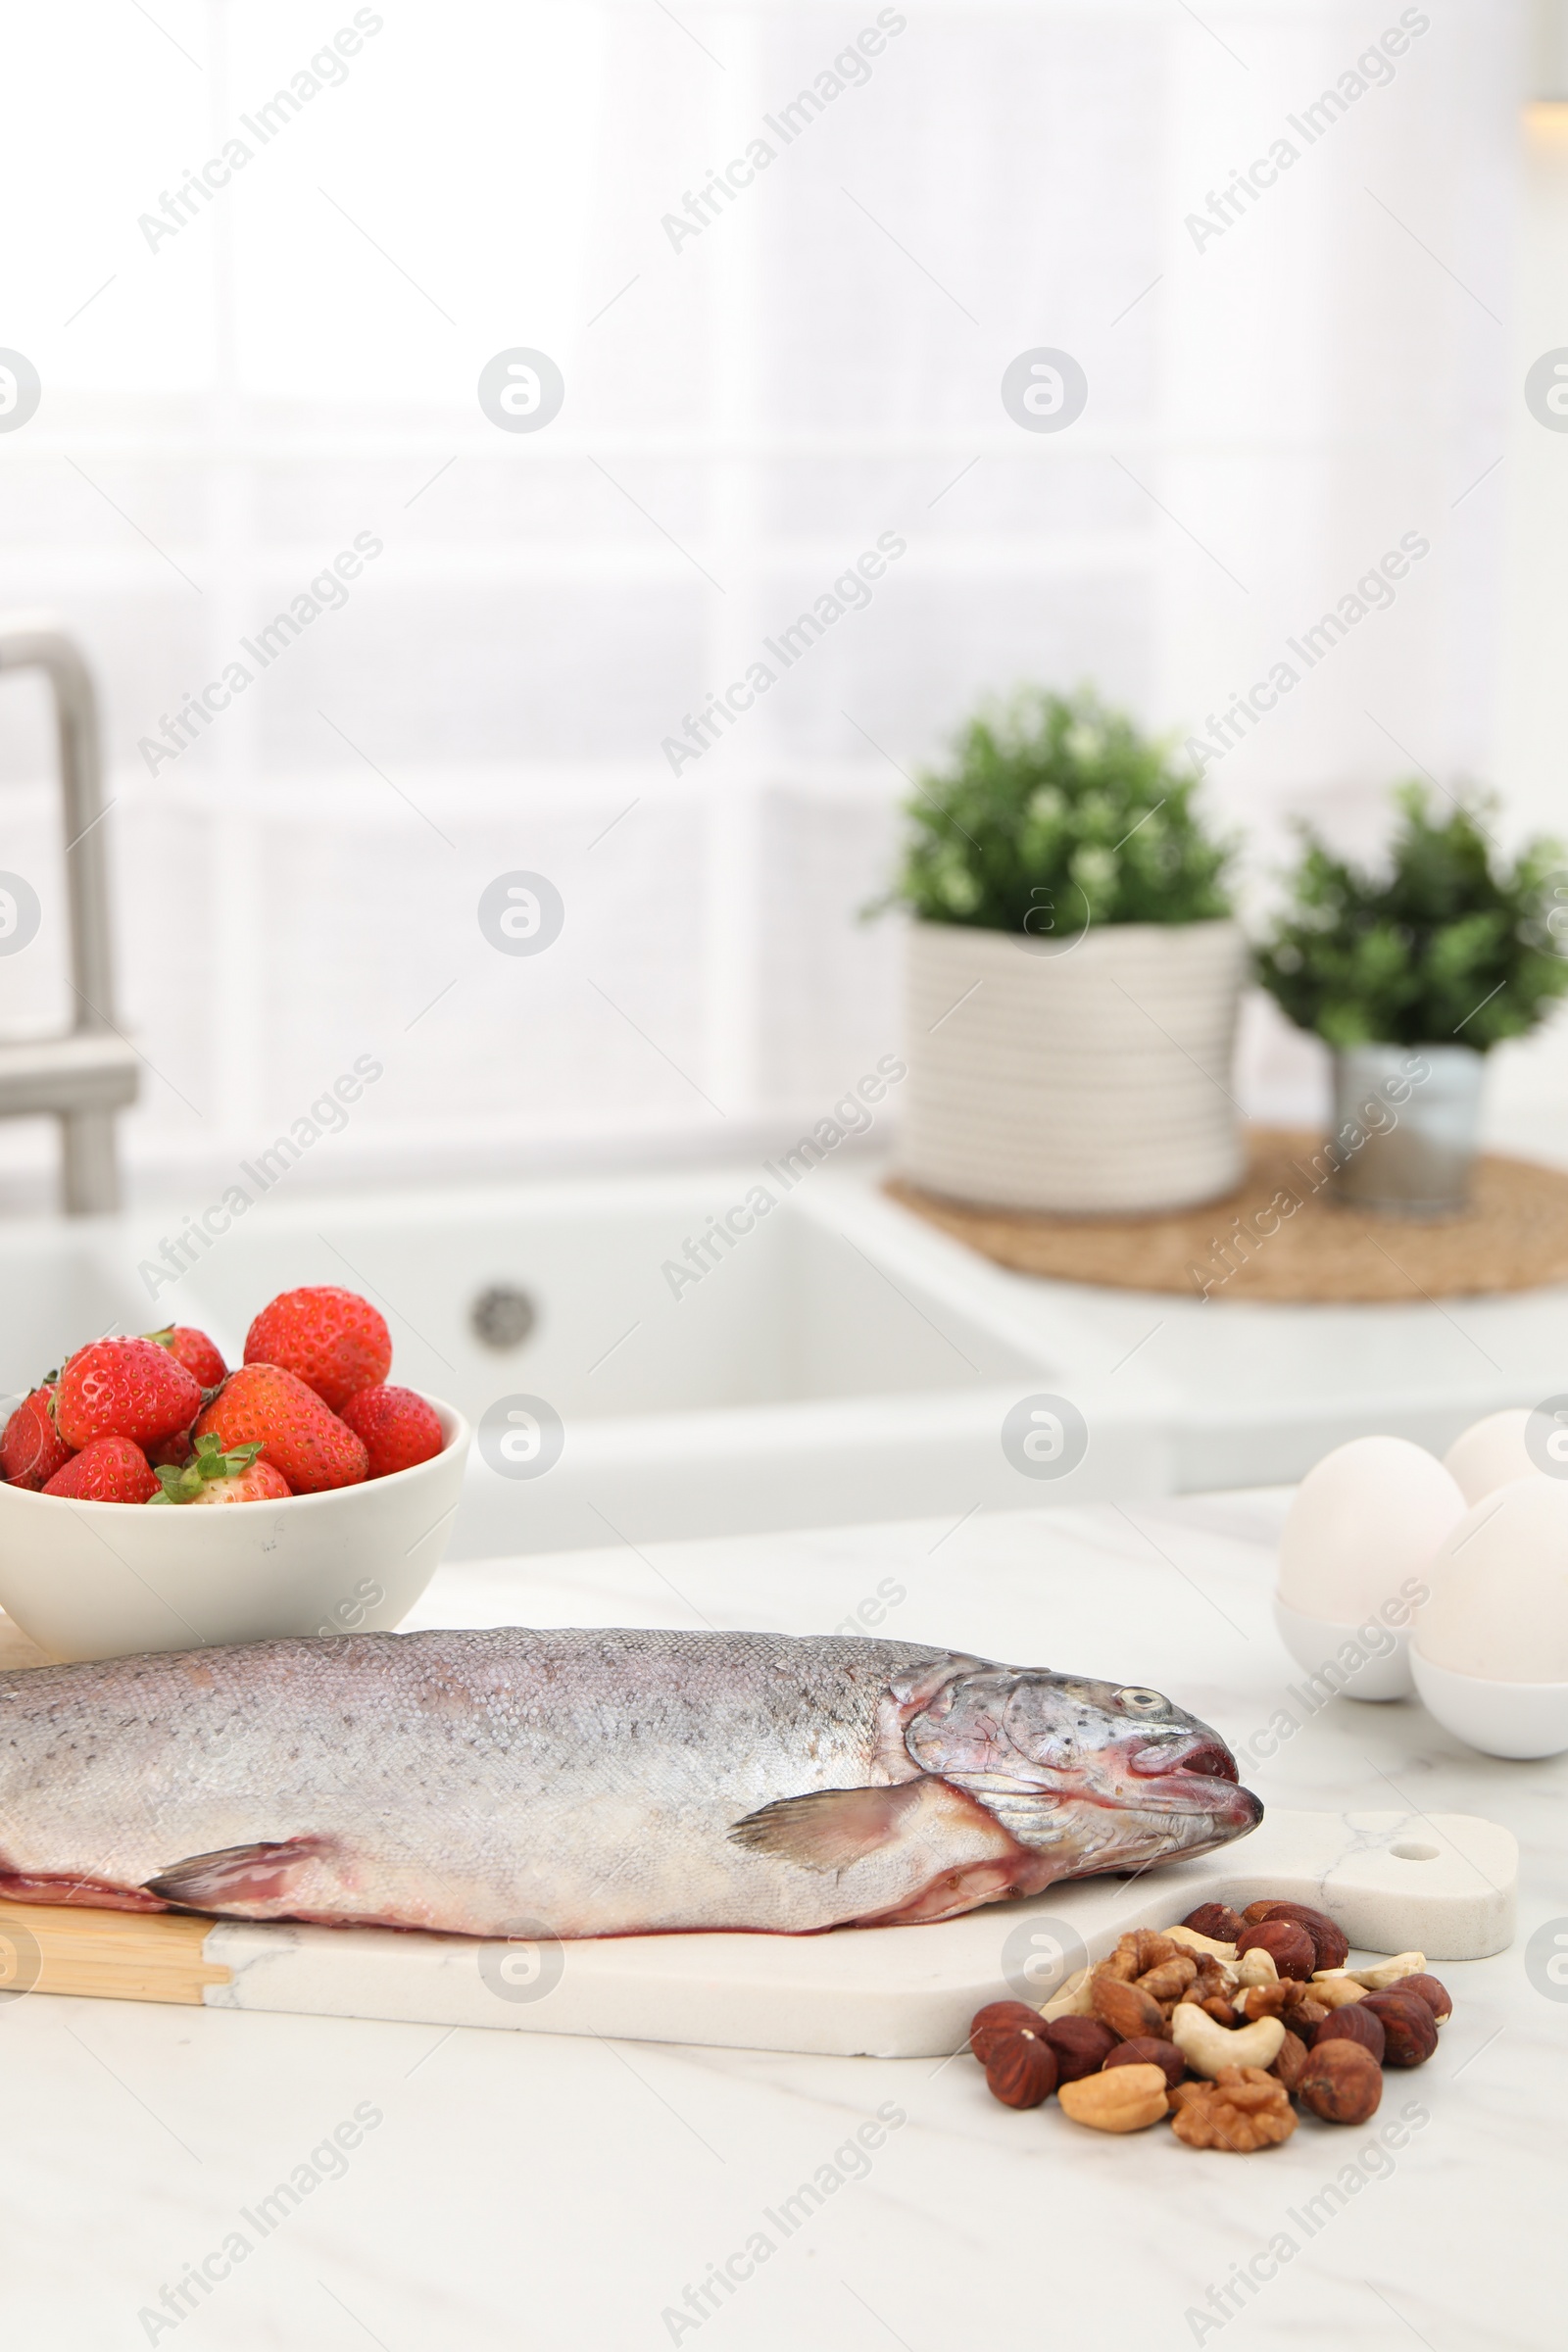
[903,1664,1261,1882]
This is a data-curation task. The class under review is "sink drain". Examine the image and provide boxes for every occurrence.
[470,1284,538,1351]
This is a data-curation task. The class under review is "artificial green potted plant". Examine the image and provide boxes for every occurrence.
[1255,785,1568,1214]
[883,687,1243,1213]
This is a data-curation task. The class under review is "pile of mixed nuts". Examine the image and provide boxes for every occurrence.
[970,1899,1450,2152]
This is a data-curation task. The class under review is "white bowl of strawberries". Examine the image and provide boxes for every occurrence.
[0,1286,470,1663]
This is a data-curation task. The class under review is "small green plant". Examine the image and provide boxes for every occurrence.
[1255,785,1568,1051]
[882,687,1234,933]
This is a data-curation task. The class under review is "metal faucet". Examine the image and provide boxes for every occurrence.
[0,616,137,1213]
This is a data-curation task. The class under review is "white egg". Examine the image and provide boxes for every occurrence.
[1416,1475,1568,1681]
[1443,1408,1539,1505]
[1278,1435,1466,1624]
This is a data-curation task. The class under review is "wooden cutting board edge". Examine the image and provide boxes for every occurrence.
[0,1898,231,2006]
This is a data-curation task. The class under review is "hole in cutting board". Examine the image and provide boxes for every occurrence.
[1389,1841,1441,1861]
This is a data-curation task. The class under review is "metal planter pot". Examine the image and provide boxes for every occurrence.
[1329,1044,1485,1217]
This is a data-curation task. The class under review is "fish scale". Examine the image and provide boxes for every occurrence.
[0,1628,1260,1937]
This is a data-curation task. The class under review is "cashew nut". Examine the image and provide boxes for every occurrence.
[1307,1974,1368,2010]
[1171,1999,1286,2079]
[1349,1949,1425,1989]
[1312,1949,1425,1997]
[1233,1945,1280,1989]
[1038,1966,1095,2023]
[1163,1924,1237,1962]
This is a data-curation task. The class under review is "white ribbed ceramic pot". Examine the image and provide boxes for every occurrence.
[897,917,1246,1213]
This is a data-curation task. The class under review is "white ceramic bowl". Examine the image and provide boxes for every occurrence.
[1410,1649,1568,1760]
[0,1396,469,1663]
[1272,1594,1414,1701]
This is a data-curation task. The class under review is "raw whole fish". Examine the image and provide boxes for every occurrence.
[0,1630,1260,1936]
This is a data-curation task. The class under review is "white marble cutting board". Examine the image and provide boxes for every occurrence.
[198,1802,1518,2054]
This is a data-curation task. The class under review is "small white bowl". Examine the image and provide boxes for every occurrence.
[1411,1649,1568,1760]
[1272,1594,1413,1702]
[0,1396,469,1663]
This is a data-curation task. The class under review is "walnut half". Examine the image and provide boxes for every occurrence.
[1170,2066,1298,2152]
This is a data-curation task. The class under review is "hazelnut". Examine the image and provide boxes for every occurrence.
[969,2000,1047,2066]
[1244,1901,1349,1972]
[1280,1997,1329,2039]
[1396,1972,1452,2024]
[1270,2029,1309,2092]
[1042,2015,1116,2082]
[984,2027,1058,2109]
[1103,2034,1186,2089]
[1298,2038,1383,2125]
[1235,1919,1316,1980]
[1314,2004,1386,2065]
[1182,1901,1245,1943]
[1360,1989,1439,2068]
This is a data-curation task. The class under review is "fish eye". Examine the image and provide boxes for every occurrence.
[1117,1688,1166,1714]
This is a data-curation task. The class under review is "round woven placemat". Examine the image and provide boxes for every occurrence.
[887,1129,1568,1301]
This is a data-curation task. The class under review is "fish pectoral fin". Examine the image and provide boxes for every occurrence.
[142,1835,332,1913]
[728,1783,926,1872]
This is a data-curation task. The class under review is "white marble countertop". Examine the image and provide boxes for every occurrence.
[2,1493,1560,2352]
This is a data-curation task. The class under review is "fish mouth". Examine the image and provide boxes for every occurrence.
[1128,1734,1237,1785]
[956,1770,1262,1856]
[1118,1777,1262,1827]
[1144,1782,1262,1833]
[1117,1733,1257,1822]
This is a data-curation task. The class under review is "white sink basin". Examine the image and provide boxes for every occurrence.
[0,1159,1561,1555]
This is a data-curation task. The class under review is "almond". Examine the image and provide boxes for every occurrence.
[1091,1970,1168,2041]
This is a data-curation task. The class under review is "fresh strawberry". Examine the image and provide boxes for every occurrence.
[193,1364,368,1494]
[1,1386,74,1490]
[147,1430,195,1469]
[150,1433,292,1505]
[338,1384,444,1478]
[43,1436,157,1503]
[186,1456,291,1504]
[54,1337,203,1452]
[145,1324,227,1390]
[243,1287,392,1411]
